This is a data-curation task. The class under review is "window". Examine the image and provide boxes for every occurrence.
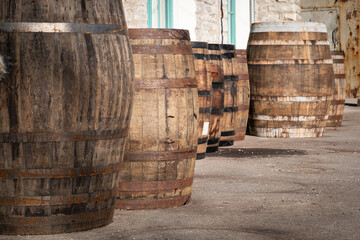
[147,0,173,28]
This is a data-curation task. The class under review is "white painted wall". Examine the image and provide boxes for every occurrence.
[173,0,197,41]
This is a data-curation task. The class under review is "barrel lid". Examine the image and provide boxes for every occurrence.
[251,22,328,33]
[128,28,190,40]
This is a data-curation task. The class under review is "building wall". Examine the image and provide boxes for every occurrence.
[123,0,148,28]
[255,0,302,22]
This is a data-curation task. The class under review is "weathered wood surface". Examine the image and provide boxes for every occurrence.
[0,0,134,235]
[191,42,212,160]
[247,22,334,138]
[327,51,346,127]
[206,44,224,153]
[234,49,250,141]
[219,44,237,146]
[116,29,198,210]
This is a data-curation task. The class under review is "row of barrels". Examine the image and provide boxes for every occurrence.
[191,42,250,159]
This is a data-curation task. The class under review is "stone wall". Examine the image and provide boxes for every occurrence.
[122,0,148,28]
[255,0,302,22]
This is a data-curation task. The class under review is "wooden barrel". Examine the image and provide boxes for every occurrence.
[219,44,237,146]
[0,1,134,235]
[327,51,346,127]
[206,44,224,153]
[234,49,250,141]
[247,22,334,138]
[116,29,198,210]
[191,42,212,160]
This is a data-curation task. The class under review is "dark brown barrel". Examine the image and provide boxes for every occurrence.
[247,22,334,138]
[234,49,250,141]
[327,51,346,127]
[116,29,198,210]
[0,1,134,235]
[191,42,212,160]
[207,44,224,153]
[219,44,237,146]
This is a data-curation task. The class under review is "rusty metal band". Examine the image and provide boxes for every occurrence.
[0,22,127,34]
[334,74,346,78]
[224,107,238,112]
[221,44,236,50]
[207,138,220,145]
[236,58,248,63]
[196,153,206,160]
[328,115,344,120]
[332,59,344,63]
[124,148,196,162]
[191,41,208,49]
[212,82,224,89]
[221,131,235,137]
[224,75,238,81]
[211,108,224,115]
[238,104,250,110]
[238,74,249,80]
[236,49,247,55]
[331,51,344,56]
[198,90,212,96]
[118,177,193,192]
[199,107,211,114]
[331,100,346,105]
[209,54,222,60]
[193,53,210,60]
[128,28,190,40]
[208,44,221,50]
[0,128,128,143]
[198,137,209,145]
[0,162,121,179]
[135,77,197,89]
[131,44,193,55]
[0,190,117,207]
[115,195,191,210]
[221,52,236,59]
[0,207,114,233]
[234,135,246,141]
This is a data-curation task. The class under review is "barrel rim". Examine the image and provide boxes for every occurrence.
[250,22,328,33]
[128,28,190,40]
[191,41,208,48]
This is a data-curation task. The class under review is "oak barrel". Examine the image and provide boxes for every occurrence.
[0,1,134,235]
[234,49,250,141]
[191,42,212,160]
[206,44,224,153]
[219,44,237,146]
[327,51,346,127]
[116,29,198,210]
[247,22,334,138]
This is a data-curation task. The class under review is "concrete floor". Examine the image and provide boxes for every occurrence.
[1,106,359,240]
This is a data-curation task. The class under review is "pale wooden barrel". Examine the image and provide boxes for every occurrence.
[327,51,346,127]
[116,29,198,210]
[247,22,334,138]
[0,0,133,235]
[206,44,224,153]
[191,42,212,160]
[234,49,250,141]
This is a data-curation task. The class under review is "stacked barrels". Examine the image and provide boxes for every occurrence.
[247,22,334,138]
[116,29,198,210]
[327,51,346,127]
[0,0,134,235]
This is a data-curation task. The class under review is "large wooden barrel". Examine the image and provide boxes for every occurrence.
[191,42,212,160]
[0,1,134,235]
[327,51,346,127]
[116,29,198,210]
[219,44,237,146]
[234,49,250,141]
[247,22,334,138]
[206,44,224,153]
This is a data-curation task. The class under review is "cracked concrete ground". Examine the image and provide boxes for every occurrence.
[1,106,359,240]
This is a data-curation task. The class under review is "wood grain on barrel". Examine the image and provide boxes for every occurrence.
[206,44,224,153]
[247,22,334,138]
[116,29,198,210]
[191,42,212,160]
[219,44,237,146]
[234,49,250,141]
[0,1,133,235]
[327,51,346,127]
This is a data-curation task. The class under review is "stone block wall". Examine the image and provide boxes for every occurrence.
[255,0,302,22]
[123,0,148,28]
